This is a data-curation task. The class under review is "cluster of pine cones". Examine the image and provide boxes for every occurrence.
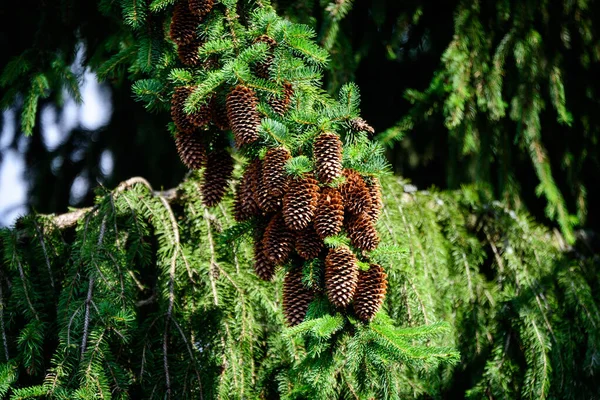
[169,0,387,326]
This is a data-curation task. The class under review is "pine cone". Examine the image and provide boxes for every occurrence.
[253,35,276,79]
[262,213,294,265]
[188,0,213,17]
[226,85,261,147]
[349,117,375,135]
[171,87,213,131]
[283,267,313,326]
[314,132,342,184]
[354,264,388,322]
[345,213,380,252]
[295,225,323,260]
[170,0,199,45]
[233,159,261,222]
[341,170,372,216]
[269,82,294,116]
[212,101,230,131]
[262,147,291,199]
[201,149,234,207]
[253,234,276,281]
[315,187,344,239]
[325,247,359,308]
[175,131,206,170]
[177,39,202,66]
[283,175,319,231]
[366,178,383,222]
[253,159,281,213]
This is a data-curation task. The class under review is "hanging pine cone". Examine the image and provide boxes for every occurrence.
[262,213,294,265]
[341,170,372,216]
[171,87,213,132]
[345,213,380,252]
[201,149,234,207]
[283,267,313,326]
[262,147,290,198]
[353,264,388,322]
[283,175,319,231]
[212,101,230,131]
[226,85,261,147]
[366,178,383,222]
[233,160,261,222]
[253,159,281,213]
[315,188,344,239]
[314,132,342,184]
[170,0,199,45]
[349,117,375,135]
[188,0,213,16]
[253,35,276,79]
[253,235,276,281]
[325,247,359,308]
[295,225,323,260]
[268,82,294,116]
[177,39,202,66]
[175,130,206,170]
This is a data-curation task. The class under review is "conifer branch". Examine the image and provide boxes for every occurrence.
[33,221,55,289]
[0,281,8,362]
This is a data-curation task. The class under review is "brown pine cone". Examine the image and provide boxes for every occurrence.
[175,130,206,170]
[188,0,213,16]
[294,225,323,260]
[283,267,313,326]
[366,178,383,222]
[170,0,199,45]
[253,235,276,281]
[262,147,291,198]
[283,175,319,231]
[349,117,375,135]
[315,187,344,239]
[341,170,372,216]
[314,132,342,184]
[212,101,230,131]
[345,213,380,252]
[171,87,213,131]
[262,213,294,266]
[324,247,359,308]
[354,264,388,322]
[201,149,234,207]
[226,85,261,147]
[269,82,294,116]
[233,159,261,222]
[253,35,277,79]
[177,39,202,66]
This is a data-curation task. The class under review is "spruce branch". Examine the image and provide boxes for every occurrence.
[0,281,8,362]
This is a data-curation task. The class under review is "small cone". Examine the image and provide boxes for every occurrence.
[283,175,319,231]
[253,35,277,79]
[170,0,199,45]
[345,213,380,252]
[366,178,383,222]
[253,235,276,281]
[226,85,261,147]
[325,247,359,308]
[315,187,344,239]
[175,130,206,170]
[295,225,323,260]
[314,132,342,184]
[269,82,294,116]
[177,39,202,66]
[354,264,388,322]
[233,159,261,222]
[263,147,291,198]
[349,117,375,135]
[341,170,372,216]
[283,267,313,326]
[188,0,213,16]
[262,213,294,266]
[201,149,234,207]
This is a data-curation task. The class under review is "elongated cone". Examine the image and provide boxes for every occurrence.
[212,101,230,131]
[188,0,213,16]
[177,39,202,66]
[366,178,383,222]
[354,264,388,322]
[233,159,261,222]
[253,234,276,281]
[262,213,294,265]
[349,117,375,135]
[283,267,313,326]
[325,247,359,307]
[295,225,323,260]
[253,35,276,79]
[269,82,294,116]
[170,0,199,45]
[345,213,380,251]
[175,130,206,170]
[172,87,212,132]
[314,132,342,184]
[315,187,344,239]
[201,149,234,207]
[226,85,261,147]
[262,147,290,198]
[341,170,372,216]
[283,175,319,231]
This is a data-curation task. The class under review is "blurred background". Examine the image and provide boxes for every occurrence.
[2,0,599,244]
